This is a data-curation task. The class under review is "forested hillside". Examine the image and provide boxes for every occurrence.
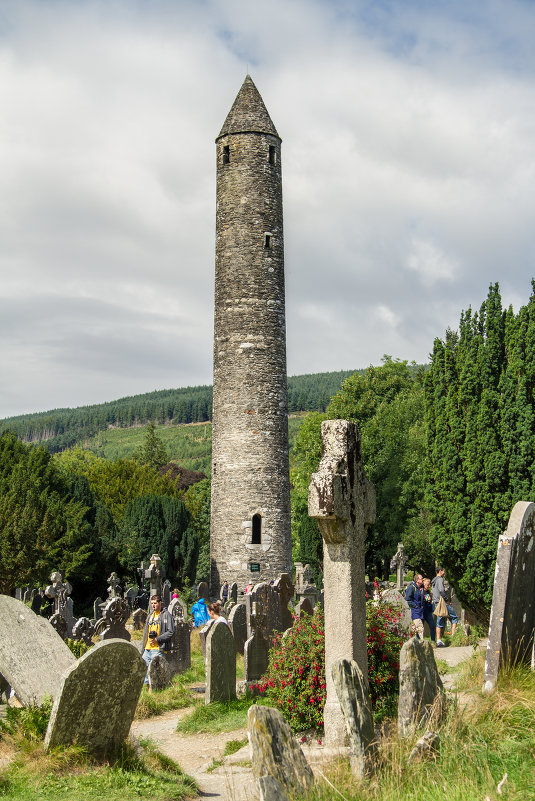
[0,370,356,453]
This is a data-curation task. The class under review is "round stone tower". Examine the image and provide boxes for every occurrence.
[210,75,292,593]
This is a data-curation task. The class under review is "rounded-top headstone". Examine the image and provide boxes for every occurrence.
[0,595,76,705]
[44,638,146,753]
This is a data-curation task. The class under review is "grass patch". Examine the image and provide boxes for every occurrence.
[223,737,248,756]
[306,657,535,801]
[134,652,205,719]
[176,697,253,735]
[0,710,197,801]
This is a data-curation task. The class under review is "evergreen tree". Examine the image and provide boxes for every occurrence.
[134,421,168,470]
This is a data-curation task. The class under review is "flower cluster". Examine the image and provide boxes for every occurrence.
[254,600,408,731]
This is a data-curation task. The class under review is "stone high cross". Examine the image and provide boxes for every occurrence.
[107,572,122,599]
[308,420,375,745]
[45,571,72,615]
[391,543,408,590]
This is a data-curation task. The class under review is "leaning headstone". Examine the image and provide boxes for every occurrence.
[132,607,148,630]
[308,420,376,745]
[398,637,444,737]
[381,589,411,631]
[99,598,131,641]
[44,639,146,753]
[0,596,76,705]
[229,603,247,655]
[332,658,376,778]
[205,622,236,703]
[295,597,314,618]
[483,501,535,695]
[248,705,314,797]
[148,653,172,691]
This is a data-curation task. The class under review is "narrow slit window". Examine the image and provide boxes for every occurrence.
[268,145,276,165]
[222,145,230,164]
[252,514,262,544]
[264,234,272,249]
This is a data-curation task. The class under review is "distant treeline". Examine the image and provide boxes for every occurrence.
[1,370,358,453]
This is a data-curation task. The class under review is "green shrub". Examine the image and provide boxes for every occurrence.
[65,638,93,658]
[255,601,409,731]
[0,698,52,740]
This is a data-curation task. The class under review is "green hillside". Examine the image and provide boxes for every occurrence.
[0,370,357,454]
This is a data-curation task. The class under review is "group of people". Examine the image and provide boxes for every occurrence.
[405,567,458,647]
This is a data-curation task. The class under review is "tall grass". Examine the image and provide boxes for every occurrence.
[305,654,535,801]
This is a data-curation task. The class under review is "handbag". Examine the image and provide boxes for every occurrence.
[433,596,449,618]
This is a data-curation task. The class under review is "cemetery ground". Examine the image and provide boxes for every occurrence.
[2,631,532,801]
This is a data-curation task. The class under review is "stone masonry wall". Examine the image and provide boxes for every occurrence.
[210,79,292,593]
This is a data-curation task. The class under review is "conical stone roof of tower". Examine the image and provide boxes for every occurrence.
[217,75,280,139]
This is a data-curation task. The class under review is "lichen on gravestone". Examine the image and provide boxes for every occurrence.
[397,637,444,737]
[331,658,377,778]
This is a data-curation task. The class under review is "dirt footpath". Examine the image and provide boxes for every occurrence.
[130,708,258,801]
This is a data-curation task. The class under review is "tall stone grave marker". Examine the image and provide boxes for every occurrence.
[230,581,238,604]
[166,598,191,675]
[332,658,376,778]
[244,582,283,682]
[106,572,122,599]
[398,637,444,736]
[229,603,247,655]
[45,639,146,753]
[45,571,76,637]
[308,420,375,745]
[273,573,294,631]
[391,542,408,590]
[197,581,210,603]
[483,501,535,694]
[0,596,76,705]
[205,621,236,703]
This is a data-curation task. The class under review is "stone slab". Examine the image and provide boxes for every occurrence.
[44,639,146,753]
[0,595,76,705]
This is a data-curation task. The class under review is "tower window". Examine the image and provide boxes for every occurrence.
[252,514,262,544]
[264,234,272,249]
[268,145,276,165]
[222,145,230,164]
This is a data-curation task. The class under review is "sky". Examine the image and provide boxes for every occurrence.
[1,0,534,419]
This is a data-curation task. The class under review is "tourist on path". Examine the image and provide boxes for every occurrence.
[141,594,175,684]
[191,596,210,626]
[422,577,436,642]
[432,567,458,647]
[405,573,425,640]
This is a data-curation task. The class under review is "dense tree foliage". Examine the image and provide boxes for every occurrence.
[425,282,535,613]
[290,359,427,583]
[183,478,211,583]
[0,372,356,454]
[133,422,169,470]
[0,432,100,597]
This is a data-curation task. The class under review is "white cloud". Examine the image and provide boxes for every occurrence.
[1,0,535,416]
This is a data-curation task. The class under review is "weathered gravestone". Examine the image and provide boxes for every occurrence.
[93,596,103,621]
[295,597,314,618]
[107,572,122,599]
[125,586,138,609]
[166,598,191,675]
[248,705,314,798]
[71,617,95,646]
[230,581,238,604]
[244,582,283,683]
[30,590,44,616]
[483,501,535,695]
[162,579,172,608]
[205,621,236,703]
[98,597,131,641]
[229,603,247,655]
[273,573,294,631]
[148,653,172,691]
[44,639,146,753]
[197,580,210,603]
[308,420,376,745]
[0,596,76,705]
[381,589,412,632]
[49,612,68,640]
[132,607,148,630]
[45,571,76,637]
[332,658,376,778]
[398,637,444,737]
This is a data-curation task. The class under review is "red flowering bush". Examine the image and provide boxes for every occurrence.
[255,607,326,731]
[255,601,408,731]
